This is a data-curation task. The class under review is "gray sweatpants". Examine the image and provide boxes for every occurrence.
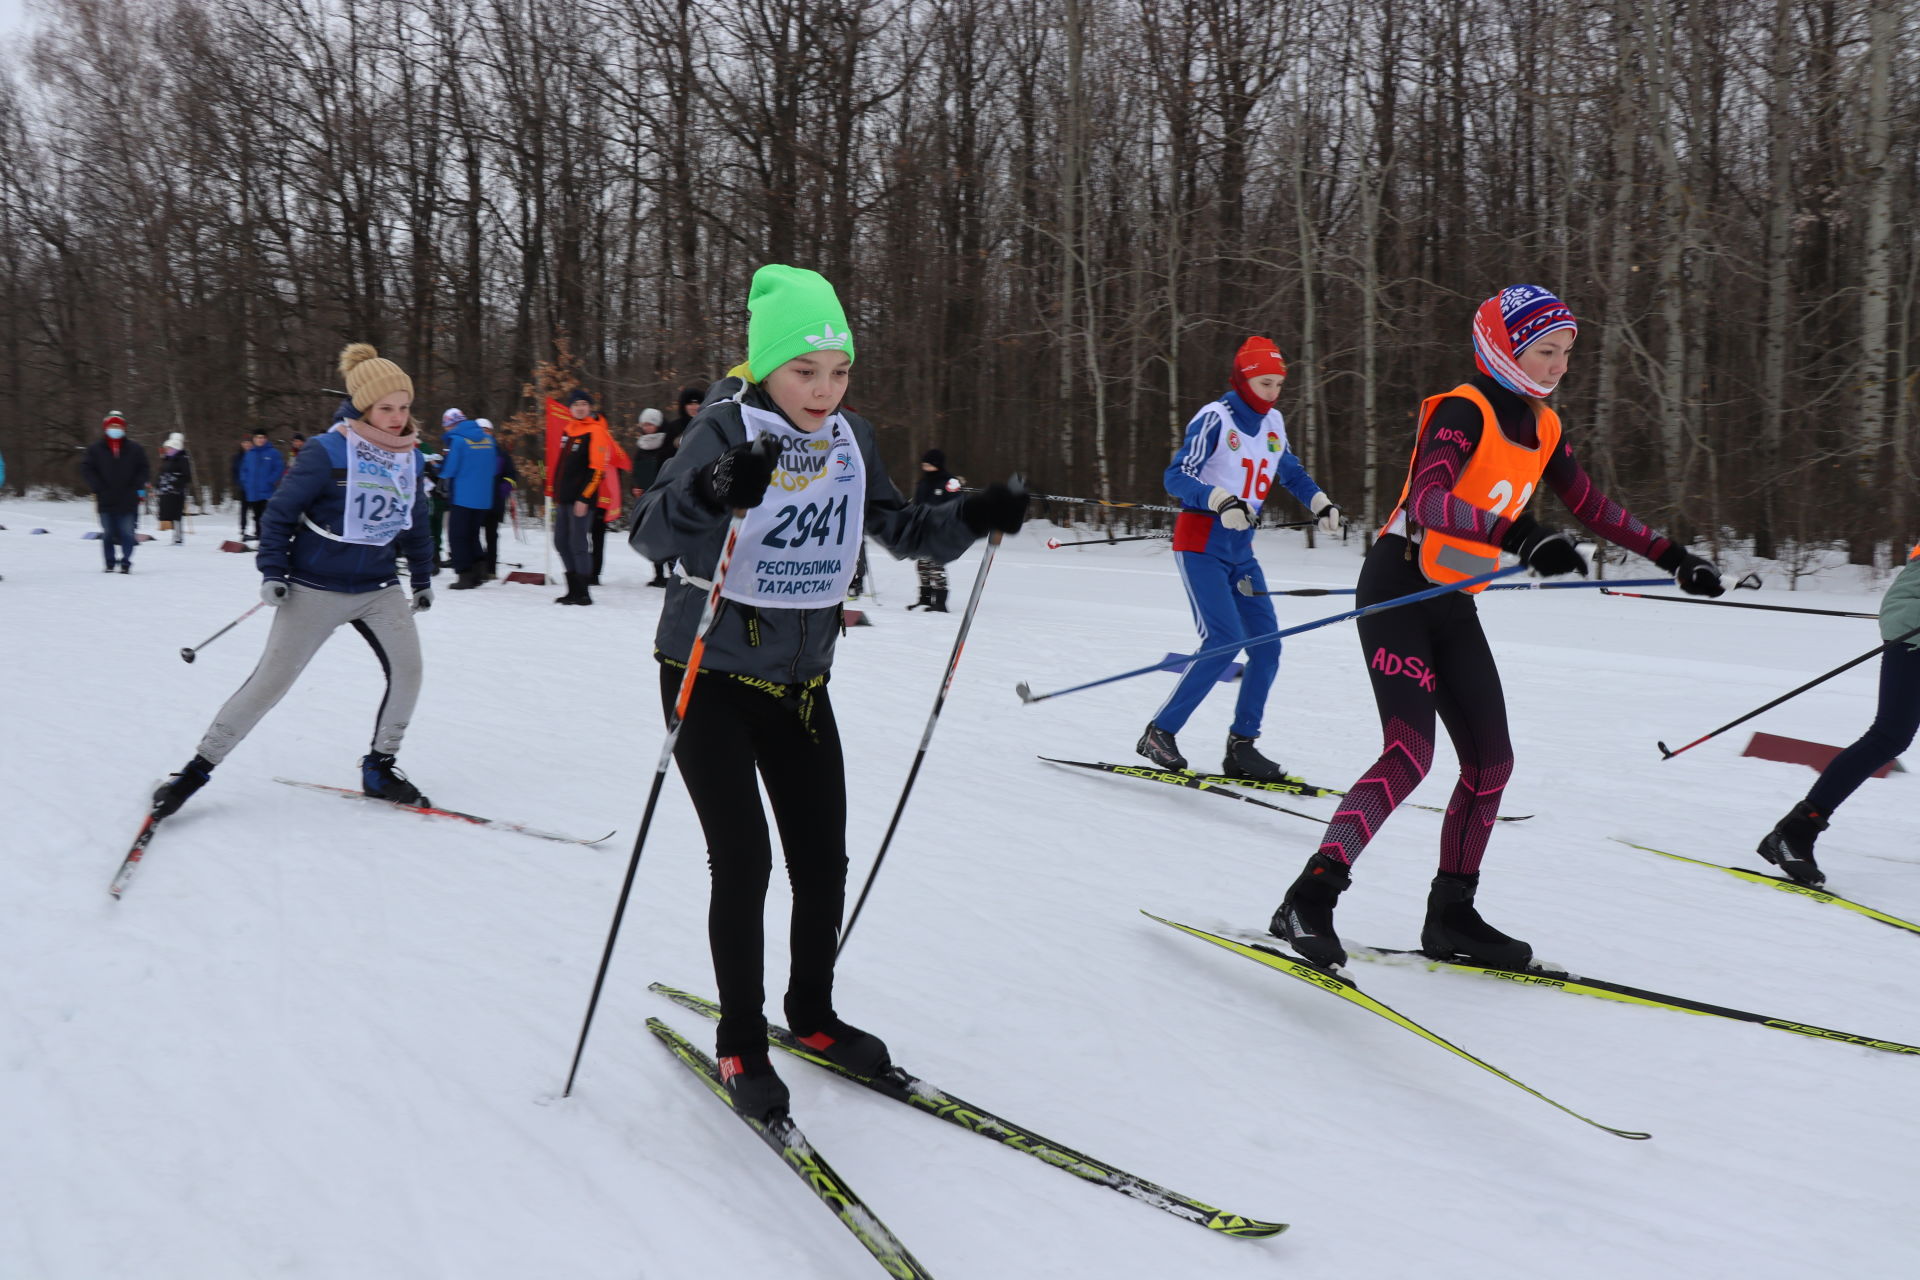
[196,584,423,764]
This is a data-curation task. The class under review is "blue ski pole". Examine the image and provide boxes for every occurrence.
[1016,563,1530,704]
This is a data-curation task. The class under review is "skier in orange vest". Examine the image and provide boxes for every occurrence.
[1269,285,1725,971]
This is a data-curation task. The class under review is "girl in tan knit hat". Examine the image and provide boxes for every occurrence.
[150,344,440,826]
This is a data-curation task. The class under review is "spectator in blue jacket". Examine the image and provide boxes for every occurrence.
[237,431,285,542]
[150,344,438,821]
[440,415,501,589]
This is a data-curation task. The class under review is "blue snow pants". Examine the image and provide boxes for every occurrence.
[1152,550,1279,739]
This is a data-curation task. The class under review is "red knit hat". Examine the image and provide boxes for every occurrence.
[102,411,127,432]
[1230,337,1287,413]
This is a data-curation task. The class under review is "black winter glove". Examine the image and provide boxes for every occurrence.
[698,436,781,512]
[1656,545,1726,597]
[1499,513,1588,578]
[961,481,1029,535]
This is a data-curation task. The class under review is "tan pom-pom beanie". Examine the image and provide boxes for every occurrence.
[339,343,413,412]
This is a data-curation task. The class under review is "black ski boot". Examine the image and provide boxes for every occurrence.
[1269,851,1351,969]
[718,1051,791,1122]
[152,755,215,818]
[1136,722,1188,771]
[1222,733,1292,783]
[791,1016,892,1077]
[555,572,577,604]
[449,569,483,590]
[361,752,430,807]
[926,588,949,614]
[1758,803,1828,888]
[906,586,932,611]
[647,563,669,588]
[1420,871,1532,969]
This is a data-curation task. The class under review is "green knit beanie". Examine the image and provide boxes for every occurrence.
[745,265,855,381]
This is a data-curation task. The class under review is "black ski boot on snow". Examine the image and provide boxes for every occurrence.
[1758,803,1828,888]
[791,1016,892,1077]
[1270,851,1351,970]
[152,755,215,818]
[926,588,949,614]
[906,586,932,610]
[1420,871,1532,969]
[718,1051,791,1122]
[1136,722,1188,771]
[361,752,429,807]
[449,568,484,590]
[1222,733,1291,783]
[554,572,592,605]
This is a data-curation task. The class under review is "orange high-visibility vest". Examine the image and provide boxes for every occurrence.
[1383,384,1562,594]
[1909,543,1918,562]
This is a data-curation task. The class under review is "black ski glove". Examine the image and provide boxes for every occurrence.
[698,435,781,512]
[961,481,1029,535]
[1499,513,1588,578]
[1656,545,1726,597]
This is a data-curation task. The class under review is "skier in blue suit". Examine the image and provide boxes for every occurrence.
[1138,336,1347,780]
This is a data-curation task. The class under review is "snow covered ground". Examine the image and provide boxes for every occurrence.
[2,494,1915,1279]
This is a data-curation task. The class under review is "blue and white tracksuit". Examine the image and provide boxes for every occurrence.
[1153,390,1324,738]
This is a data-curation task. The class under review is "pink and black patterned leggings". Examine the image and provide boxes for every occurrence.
[1318,535,1514,876]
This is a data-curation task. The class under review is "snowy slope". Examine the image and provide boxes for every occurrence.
[1,496,1915,1279]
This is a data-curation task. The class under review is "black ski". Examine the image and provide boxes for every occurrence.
[1342,945,1920,1058]
[650,983,1286,1239]
[1042,757,1531,822]
[646,1018,935,1278]
[1611,838,1920,937]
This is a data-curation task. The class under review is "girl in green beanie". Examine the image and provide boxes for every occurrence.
[632,264,1028,1121]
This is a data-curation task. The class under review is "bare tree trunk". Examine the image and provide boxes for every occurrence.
[1858,0,1895,560]
[1755,0,1796,560]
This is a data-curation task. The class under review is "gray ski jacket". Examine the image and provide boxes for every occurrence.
[631,384,979,683]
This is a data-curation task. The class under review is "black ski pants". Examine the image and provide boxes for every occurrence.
[1806,639,1920,816]
[661,663,847,1056]
[1318,536,1514,877]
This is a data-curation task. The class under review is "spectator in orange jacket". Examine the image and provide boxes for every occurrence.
[547,388,617,605]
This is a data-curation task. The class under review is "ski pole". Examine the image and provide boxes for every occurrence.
[1236,574,1714,598]
[1604,576,1879,618]
[839,507,1015,957]
[995,489,1185,515]
[1017,563,1528,704]
[1046,532,1170,548]
[1657,622,1920,760]
[562,442,775,1097]
[179,602,265,663]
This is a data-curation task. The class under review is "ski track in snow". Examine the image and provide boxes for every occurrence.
[2,496,1916,1278]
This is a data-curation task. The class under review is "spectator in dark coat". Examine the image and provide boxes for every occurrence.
[907,448,958,611]
[663,383,707,455]
[80,411,151,572]
[485,430,518,577]
[155,432,195,544]
[628,408,676,585]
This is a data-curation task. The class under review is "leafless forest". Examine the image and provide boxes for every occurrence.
[0,0,1913,560]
